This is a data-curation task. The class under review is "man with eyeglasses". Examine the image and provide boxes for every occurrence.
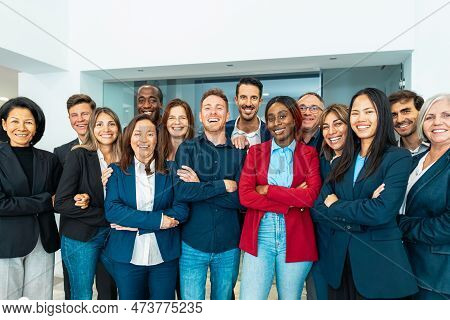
[297,92,325,153]
[136,84,164,123]
[296,92,324,300]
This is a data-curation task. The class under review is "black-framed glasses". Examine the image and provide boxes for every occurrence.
[298,104,321,114]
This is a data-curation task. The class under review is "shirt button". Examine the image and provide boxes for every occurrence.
[300,208,305,212]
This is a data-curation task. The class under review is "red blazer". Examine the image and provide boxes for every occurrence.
[239,140,321,262]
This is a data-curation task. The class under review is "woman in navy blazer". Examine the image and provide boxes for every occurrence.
[103,114,188,300]
[398,93,450,299]
[313,88,418,299]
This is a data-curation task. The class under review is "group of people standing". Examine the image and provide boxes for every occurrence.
[0,78,448,300]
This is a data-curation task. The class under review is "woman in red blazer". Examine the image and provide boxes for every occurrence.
[239,96,321,300]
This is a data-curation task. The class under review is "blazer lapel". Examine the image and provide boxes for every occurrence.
[0,144,31,195]
[124,161,137,209]
[406,150,450,210]
[153,173,167,211]
[31,149,46,194]
[87,151,104,203]
[261,140,273,185]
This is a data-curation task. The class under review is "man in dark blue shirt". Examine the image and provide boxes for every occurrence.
[175,88,246,300]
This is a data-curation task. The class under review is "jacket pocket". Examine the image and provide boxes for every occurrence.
[370,227,403,241]
[430,244,450,255]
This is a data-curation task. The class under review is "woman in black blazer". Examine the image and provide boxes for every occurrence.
[55,107,121,300]
[0,97,62,300]
[313,88,418,299]
[398,93,450,299]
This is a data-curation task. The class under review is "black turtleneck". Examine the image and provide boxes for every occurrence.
[11,146,34,190]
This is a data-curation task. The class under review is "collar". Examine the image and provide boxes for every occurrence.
[271,138,297,154]
[134,156,155,171]
[233,116,262,138]
[397,139,430,152]
[198,132,233,147]
[97,149,105,161]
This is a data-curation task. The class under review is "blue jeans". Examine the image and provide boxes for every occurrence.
[179,241,240,300]
[61,227,110,300]
[109,258,177,300]
[240,213,313,300]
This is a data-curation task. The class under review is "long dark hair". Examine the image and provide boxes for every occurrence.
[265,96,302,138]
[158,98,195,160]
[119,114,166,175]
[327,88,396,183]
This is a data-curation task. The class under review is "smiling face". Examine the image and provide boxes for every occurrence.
[199,95,229,133]
[68,102,92,140]
[234,84,262,121]
[350,94,378,143]
[391,99,420,137]
[423,99,450,146]
[167,105,189,139]
[130,119,157,163]
[266,102,296,147]
[2,107,37,147]
[297,94,324,131]
[93,112,119,147]
[322,111,348,155]
[137,86,162,122]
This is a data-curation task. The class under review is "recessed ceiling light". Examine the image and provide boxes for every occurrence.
[329,57,337,60]
[137,69,144,72]
[262,93,269,96]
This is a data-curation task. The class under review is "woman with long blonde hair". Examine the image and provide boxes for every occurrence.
[55,107,122,299]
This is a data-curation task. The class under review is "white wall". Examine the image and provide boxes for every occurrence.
[411,0,450,98]
[0,0,69,71]
[66,0,415,71]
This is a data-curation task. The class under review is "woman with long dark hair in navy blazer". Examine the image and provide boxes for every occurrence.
[0,97,62,299]
[312,88,418,299]
[103,114,188,300]
[398,93,450,299]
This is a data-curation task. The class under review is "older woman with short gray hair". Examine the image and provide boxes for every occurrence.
[398,93,450,299]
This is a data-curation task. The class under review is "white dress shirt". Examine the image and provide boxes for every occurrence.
[130,158,164,266]
[399,152,436,215]
[97,149,108,198]
[231,116,262,146]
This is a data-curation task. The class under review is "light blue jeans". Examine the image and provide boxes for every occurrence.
[179,241,240,300]
[240,212,313,300]
[61,227,110,300]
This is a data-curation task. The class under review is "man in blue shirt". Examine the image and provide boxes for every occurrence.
[175,88,246,300]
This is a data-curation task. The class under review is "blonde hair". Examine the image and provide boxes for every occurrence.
[73,107,122,162]
[417,93,450,143]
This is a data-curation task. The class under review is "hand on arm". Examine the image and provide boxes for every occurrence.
[231,135,249,150]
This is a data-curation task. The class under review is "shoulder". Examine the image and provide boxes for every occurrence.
[54,139,78,152]
[384,145,412,161]
[296,142,319,158]
[226,120,235,130]
[33,147,58,160]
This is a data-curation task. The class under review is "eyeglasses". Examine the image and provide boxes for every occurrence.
[298,105,321,114]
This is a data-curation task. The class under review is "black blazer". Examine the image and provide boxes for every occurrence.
[0,142,62,258]
[399,149,450,294]
[53,138,79,167]
[55,148,109,242]
[312,146,418,299]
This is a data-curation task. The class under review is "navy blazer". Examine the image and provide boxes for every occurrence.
[225,119,272,143]
[399,149,450,294]
[312,146,418,299]
[0,143,62,258]
[103,161,188,264]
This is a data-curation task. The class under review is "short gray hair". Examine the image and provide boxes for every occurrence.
[417,93,450,143]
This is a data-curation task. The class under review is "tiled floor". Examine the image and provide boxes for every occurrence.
[53,276,307,300]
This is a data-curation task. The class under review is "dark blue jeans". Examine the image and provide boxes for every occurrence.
[110,258,178,300]
[61,227,110,300]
